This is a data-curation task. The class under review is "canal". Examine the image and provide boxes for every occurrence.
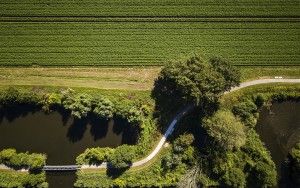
[0,105,137,187]
[256,102,300,187]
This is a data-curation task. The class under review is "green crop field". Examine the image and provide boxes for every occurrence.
[0,0,299,66]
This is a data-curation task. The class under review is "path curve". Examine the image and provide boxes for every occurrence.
[42,78,300,171]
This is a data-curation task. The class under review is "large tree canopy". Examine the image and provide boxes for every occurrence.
[152,56,240,113]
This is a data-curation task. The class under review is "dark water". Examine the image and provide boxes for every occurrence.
[256,102,300,187]
[0,105,137,187]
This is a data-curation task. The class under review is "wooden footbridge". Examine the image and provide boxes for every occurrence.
[43,165,80,171]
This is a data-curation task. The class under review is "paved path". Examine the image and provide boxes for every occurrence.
[80,78,300,170]
[2,78,300,171]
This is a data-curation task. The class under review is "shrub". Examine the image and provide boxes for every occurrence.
[41,93,61,112]
[288,142,300,184]
[221,167,246,188]
[62,93,92,119]
[0,149,46,170]
[115,105,143,126]
[76,147,114,165]
[232,100,258,127]
[202,110,246,150]
[108,145,135,169]
[242,130,277,187]
[0,87,20,105]
[92,97,115,119]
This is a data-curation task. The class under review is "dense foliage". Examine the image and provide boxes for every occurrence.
[202,110,246,151]
[288,142,300,185]
[0,149,46,171]
[0,170,48,188]
[75,134,196,187]
[76,148,113,165]
[232,100,258,127]
[108,145,135,169]
[162,134,196,172]
[152,55,240,115]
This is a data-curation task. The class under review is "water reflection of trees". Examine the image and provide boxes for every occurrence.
[66,114,138,145]
[0,104,39,124]
[0,104,139,146]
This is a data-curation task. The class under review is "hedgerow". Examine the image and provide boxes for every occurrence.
[0,149,46,171]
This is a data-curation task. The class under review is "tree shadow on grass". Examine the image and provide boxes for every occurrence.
[106,164,132,179]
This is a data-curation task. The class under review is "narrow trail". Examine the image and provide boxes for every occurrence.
[1,79,299,171]
[79,78,300,170]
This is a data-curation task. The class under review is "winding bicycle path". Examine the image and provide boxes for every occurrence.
[2,78,299,171]
[78,78,300,170]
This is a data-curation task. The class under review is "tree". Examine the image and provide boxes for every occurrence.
[221,167,246,188]
[76,147,113,165]
[62,92,92,119]
[108,145,135,169]
[152,55,240,114]
[92,97,115,119]
[202,110,246,150]
[288,142,300,185]
[0,87,20,106]
[232,100,258,127]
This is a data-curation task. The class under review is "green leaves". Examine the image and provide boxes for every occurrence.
[76,147,114,165]
[202,110,246,151]
[108,145,135,169]
[0,149,46,170]
[152,55,240,115]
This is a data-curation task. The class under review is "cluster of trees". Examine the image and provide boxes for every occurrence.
[197,129,277,188]
[76,145,135,170]
[288,142,300,185]
[0,87,146,127]
[51,89,144,125]
[0,87,39,107]
[0,148,46,171]
[152,56,240,116]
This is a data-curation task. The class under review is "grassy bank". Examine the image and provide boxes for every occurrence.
[0,169,47,188]
[0,67,299,90]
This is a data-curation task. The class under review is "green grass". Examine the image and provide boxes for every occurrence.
[220,83,300,109]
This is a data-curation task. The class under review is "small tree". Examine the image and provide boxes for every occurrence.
[76,147,113,165]
[202,110,246,151]
[108,145,134,169]
[62,93,92,119]
[232,100,258,127]
[92,97,115,119]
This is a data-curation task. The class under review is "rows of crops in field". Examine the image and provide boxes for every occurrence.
[0,0,299,66]
[1,0,299,17]
[0,20,299,66]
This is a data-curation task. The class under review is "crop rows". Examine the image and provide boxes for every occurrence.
[0,0,299,17]
[0,20,299,66]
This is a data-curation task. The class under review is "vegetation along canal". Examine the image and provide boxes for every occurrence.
[0,105,137,187]
[256,102,300,187]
